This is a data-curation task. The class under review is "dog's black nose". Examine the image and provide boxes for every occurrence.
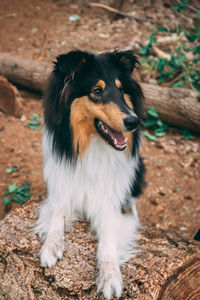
[124,115,139,131]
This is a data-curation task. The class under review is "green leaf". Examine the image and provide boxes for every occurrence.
[12,183,31,205]
[179,129,193,140]
[155,131,166,137]
[157,27,168,32]
[193,46,200,55]
[197,10,200,19]
[28,114,40,130]
[12,194,28,205]
[29,113,40,120]
[3,197,11,206]
[142,131,156,141]
[174,0,188,12]
[156,120,164,127]
[172,80,184,88]
[6,166,18,173]
[144,119,158,127]
[155,125,168,133]
[186,32,198,42]
[139,45,150,56]
[6,183,17,194]
[28,123,40,130]
[147,107,159,118]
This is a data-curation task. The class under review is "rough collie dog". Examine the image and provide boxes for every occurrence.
[36,50,145,299]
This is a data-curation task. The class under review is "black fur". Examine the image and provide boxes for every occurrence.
[44,50,145,196]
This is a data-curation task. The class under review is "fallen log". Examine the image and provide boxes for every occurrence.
[0,201,200,299]
[0,52,51,93]
[0,52,199,133]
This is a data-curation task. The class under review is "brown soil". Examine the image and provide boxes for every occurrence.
[0,0,199,241]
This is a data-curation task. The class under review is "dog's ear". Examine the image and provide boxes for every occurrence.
[115,50,139,73]
[54,50,89,80]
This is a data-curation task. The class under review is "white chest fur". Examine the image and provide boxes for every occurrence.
[43,132,138,221]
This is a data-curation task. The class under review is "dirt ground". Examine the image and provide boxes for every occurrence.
[0,0,200,241]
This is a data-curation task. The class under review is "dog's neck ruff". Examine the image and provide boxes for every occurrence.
[43,129,139,219]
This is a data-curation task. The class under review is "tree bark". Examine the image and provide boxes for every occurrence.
[0,52,51,93]
[142,83,200,133]
[0,52,199,132]
[0,201,200,299]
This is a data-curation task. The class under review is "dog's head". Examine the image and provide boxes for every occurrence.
[44,50,144,158]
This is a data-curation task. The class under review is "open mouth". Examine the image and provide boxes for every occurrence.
[94,119,127,151]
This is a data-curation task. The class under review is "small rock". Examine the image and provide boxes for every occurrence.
[191,143,199,153]
[98,33,110,39]
[196,206,200,212]
[155,204,164,213]
[20,115,26,122]
[159,186,166,196]
[179,226,187,231]
[155,141,175,153]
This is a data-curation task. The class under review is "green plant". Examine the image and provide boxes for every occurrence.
[173,0,189,12]
[3,182,31,206]
[142,107,193,141]
[6,166,19,173]
[140,9,200,93]
[28,113,41,130]
[142,107,168,141]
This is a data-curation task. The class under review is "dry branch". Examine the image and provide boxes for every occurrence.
[89,2,159,24]
[152,46,171,61]
[125,33,186,52]
[0,52,200,132]
[0,201,200,299]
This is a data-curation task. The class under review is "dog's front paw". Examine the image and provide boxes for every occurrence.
[40,236,65,268]
[97,263,123,299]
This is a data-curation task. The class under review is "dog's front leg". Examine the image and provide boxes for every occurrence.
[95,213,123,299]
[36,199,66,268]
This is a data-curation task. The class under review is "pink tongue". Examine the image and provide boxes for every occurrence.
[106,124,125,145]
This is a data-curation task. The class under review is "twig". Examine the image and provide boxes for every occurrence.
[0,13,17,21]
[89,2,159,24]
[153,46,171,61]
[174,0,199,13]
[163,73,183,87]
[188,4,199,13]
[37,32,48,61]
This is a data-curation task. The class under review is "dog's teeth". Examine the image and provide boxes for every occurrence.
[114,138,117,146]
[104,128,108,133]
[99,120,103,125]
[125,137,128,143]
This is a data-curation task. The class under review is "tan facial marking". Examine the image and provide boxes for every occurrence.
[115,79,122,89]
[71,96,129,156]
[95,80,105,89]
[85,101,127,133]
[89,80,106,98]
[124,94,134,111]
[70,97,96,157]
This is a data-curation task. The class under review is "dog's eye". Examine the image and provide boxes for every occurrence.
[92,87,103,96]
